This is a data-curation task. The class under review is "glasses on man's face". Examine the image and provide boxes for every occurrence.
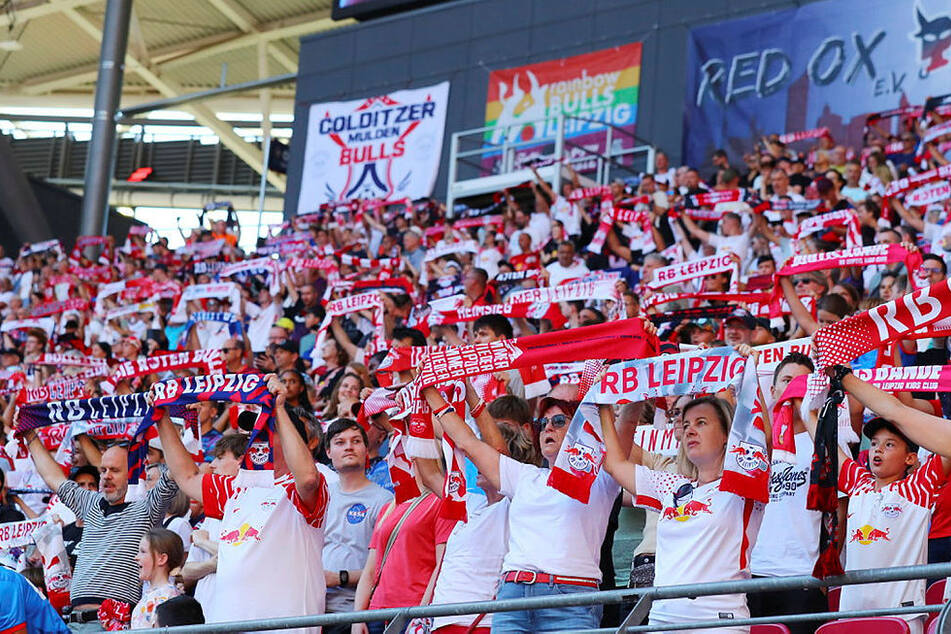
[533,414,569,433]
[793,278,813,287]
[920,267,943,276]
[220,347,238,353]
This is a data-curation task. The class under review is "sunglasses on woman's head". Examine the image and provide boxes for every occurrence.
[533,414,569,432]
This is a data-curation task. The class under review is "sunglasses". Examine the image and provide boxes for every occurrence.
[793,278,814,286]
[220,347,239,352]
[533,414,570,432]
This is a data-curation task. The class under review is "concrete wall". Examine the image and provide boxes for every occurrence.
[286,0,823,215]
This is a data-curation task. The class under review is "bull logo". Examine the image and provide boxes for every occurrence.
[446,472,465,496]
[661,499,714,522]
[913,5,951,76]
[881,503,903,518]
[849,524,891,545]
[564,442,597,474]
[220,522,262,546]
[730,442,769,474]
[248,441,270,466]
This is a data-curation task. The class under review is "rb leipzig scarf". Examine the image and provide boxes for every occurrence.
[424,240,479,263]
[686,189,746,208]
[721,357,770,503]
[412,318,657,392]
[648,253,739,292]
[812,279,951,368]
[551,347,744,502]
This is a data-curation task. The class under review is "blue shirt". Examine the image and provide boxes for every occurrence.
[0,566,69,634]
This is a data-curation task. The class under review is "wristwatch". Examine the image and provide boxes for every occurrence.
[338,570,349,587]
[831,364,852,384]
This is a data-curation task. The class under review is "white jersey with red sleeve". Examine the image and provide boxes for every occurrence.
[202,469,329,634]
[839,455,948,632]
[634,465,765,625]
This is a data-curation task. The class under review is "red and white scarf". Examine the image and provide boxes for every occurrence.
[648,253,738,291]
[795,209,862,249]
[106,349,224,386]
[906,180,951,208]
[813,279,951,368]
[779,127,830,144]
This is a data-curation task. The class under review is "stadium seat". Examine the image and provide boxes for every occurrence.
[927,618,938,634]
[827,587,841,611]
[816,617,911,634]
[751,625,791,634]
[925,580,947,630]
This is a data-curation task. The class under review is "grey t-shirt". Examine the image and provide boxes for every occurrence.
[322,480,393,612]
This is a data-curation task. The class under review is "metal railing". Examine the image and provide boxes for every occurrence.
[142,562,951,634]
[445,112,656,211]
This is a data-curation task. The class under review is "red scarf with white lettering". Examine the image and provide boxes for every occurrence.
[812,279,951,368]
[771,244,922,318]
[106,349,225,386]
[686,189,745,208]
[778,127,830,144]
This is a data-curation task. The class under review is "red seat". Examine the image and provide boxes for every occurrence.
[927,618,938,634]
[827,586,841,611]
[925,579,947,630]
[751,625,791,634]
[926,579,947,606]
[816,617,911,634]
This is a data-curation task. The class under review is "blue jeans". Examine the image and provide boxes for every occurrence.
[491,580,602,633]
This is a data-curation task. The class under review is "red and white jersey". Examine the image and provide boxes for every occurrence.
[839,455,948,630]
[634,465,765,624]
[203,470,329,634]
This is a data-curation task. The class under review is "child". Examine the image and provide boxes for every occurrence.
[805,368,951,634]
[131,527,185,629]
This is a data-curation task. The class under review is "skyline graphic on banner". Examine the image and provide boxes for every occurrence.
[683,0,951,168]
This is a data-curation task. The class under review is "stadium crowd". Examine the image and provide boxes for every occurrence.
[3,104,951,634]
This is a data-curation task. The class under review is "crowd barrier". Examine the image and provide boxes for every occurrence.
[142,562,951,633]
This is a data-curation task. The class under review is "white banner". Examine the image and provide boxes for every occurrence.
[297,81,450,211]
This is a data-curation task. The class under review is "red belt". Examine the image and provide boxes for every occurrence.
[502,570,600,588]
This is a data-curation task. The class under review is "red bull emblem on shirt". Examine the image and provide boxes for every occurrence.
[849,524,891,545]
[564,442,598,474]
[661,499,714,522]
[220,522,263,546]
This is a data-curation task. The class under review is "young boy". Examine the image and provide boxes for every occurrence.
[806,369,951,634]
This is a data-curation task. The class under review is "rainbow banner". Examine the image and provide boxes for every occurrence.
[483,43,642,172]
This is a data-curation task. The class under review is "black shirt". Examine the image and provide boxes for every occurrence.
[0,503,24,524]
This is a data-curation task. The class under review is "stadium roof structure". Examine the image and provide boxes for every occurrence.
[0,0,353,191]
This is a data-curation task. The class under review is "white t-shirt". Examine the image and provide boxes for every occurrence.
[475,248,503,279]
[545,260,589,287]
[185,516,220,611]
[839,456,947,631]
[750,432,820,577]
[163,513,192,553]
[203,469,329,634]
[528,212,552,246]
[247,302,281,353]
[431,495,510,629]
[195,320,231,351]
[499,454,619,580]
[634,466,765,625]
[551,196,582,237]
[708,233,749,262]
